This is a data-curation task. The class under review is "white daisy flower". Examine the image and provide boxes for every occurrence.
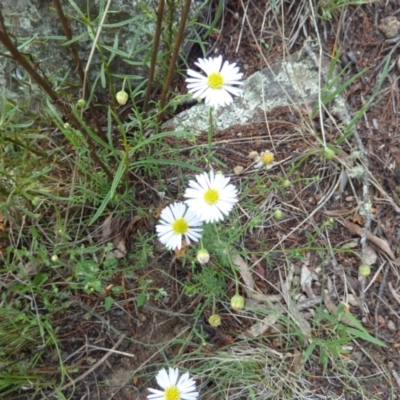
[255,150,277,170]
[147,367,199,400]
[184,171,238,223]
[156,202,203,251]
[185,55,243,108]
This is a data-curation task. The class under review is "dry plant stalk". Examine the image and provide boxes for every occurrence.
[0,10,113,181]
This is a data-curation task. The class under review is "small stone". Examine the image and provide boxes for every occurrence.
[378,17,400,39]
[387,320,396,332]
[248,151,259,160]
[234,165,244,175]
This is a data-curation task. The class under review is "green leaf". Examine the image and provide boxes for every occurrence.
[137,292,148,308]
[102,44,129,58]
[345,327,387,347]
[88,155,126,226]
[302,341,317,364]
[104,296,114,311]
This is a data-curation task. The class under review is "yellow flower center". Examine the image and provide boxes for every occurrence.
[165,386,181,400]
[172,218,188,234]
[204,188,219,205]
[207,72,224,89]
[261,152,274,165]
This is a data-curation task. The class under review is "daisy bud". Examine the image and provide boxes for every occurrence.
[31,197,40,206]
[324,148,335,160]
[282,179,291,188]
[273,209,283,220]
[51,254,59,262]
[231,294,245,311]
[116,90,129,105]
[359,264,371,277]
[208,314,221,327]
[76,98,86,108]
[63,122,71,129]
[196,248,210,265]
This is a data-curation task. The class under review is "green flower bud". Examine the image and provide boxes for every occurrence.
[359,264,371,277]
[231,294,245,311]
[51,254,59,262]
[76,98,86,108]
[208,314,221,327]
[274,209,283,220]
[324,148,335,160]
[282,179,291,188]
[116,90,129,105]
[196,248,210,265]
[31,197,40,206]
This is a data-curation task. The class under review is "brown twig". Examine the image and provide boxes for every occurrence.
[52,0,106,141]
[374,262,389,337]
[143,0,165,115]
[0,10,113,182]
[39,334,126,400]
[157,0,192,123]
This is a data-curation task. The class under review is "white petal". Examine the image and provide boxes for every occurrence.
[147,388,165,400]
[155,368,170,389]
[186,69,208,81]
[168,367,179,386]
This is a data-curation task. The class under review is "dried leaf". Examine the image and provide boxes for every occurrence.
[103,215,139,259]
[345,221,395,260]
[323,208,355,216]
[232,253,255,292]
[300,265,315,298]
[340,240,359,249]
[300,265,314,288]
[244,313,279,337]
[102,214,116,241]
[232,253,282,303]
[290,349,303,374]
[352,214,365,225]
[23,261,38,276]
[364,245,378,265]
[280,274,311,337]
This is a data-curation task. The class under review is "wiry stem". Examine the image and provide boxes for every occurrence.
[52,0,106,142]
[143,0,165,115]
[0,10,113,182]
[157,0,192,123]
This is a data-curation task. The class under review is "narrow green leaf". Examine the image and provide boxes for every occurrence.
[88,155,126,226]
[137,292,148,308]
[301,341,317,364]
[346,328,387,347]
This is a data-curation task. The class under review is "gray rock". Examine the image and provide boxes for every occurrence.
[0,0,210,103]
[164,50,330,134]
